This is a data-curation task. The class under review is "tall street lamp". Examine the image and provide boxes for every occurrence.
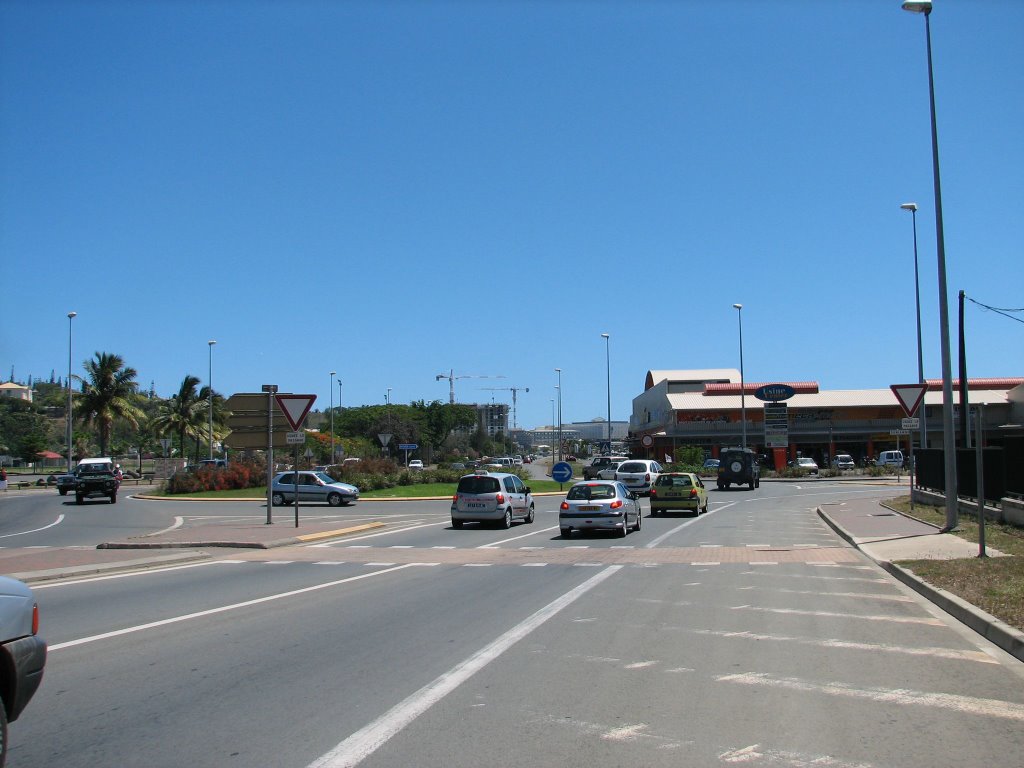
[556,368,564,462]
[66,311,77,472]
[733,304,746,449]
[901,201,928,451]
[903,0,957,531]
[330,371,337,466]
[601,334,611,452]
[207,340,217,460]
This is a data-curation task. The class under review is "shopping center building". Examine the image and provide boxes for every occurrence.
[629,369,1024,470]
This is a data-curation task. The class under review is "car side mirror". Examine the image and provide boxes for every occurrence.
[524,486,531,494]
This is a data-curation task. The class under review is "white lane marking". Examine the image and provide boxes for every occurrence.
[48,564,421,651]
[478,525,559,548]
[149,516,185,536]
[720,743,876,767]
[307,565,624,768]
[602,723,650,742]
[645,502,737,549]
[690,629,998,664]
[730,605,943,625]
[718,672,1024,721]
[32,559,228,589]
[737,586,913,602]
[521,563,547,567]
[0,514,65,539]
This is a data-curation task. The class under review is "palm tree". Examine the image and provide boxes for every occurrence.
[151,375,204,460]
[196,385,230,461]
[75,352,143,456]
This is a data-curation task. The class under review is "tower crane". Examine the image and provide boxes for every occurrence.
[479,386,529,430]
[435,370,505,404]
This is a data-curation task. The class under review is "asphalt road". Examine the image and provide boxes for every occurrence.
[6,481,1024,767]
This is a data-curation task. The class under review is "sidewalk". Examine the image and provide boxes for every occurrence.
[817,497,1024,663]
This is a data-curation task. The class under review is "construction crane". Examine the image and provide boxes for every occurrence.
[479,386,529,430]
[435,370,505,404]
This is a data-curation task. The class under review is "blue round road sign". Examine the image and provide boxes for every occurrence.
[552,461,573,483]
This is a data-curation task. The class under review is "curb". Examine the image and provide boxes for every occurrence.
[817,505,1024,664]
[11,551,212,585]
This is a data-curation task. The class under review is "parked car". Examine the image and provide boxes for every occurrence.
[583,455,629,480]
[596,462,624,480]
[0,576,46,765]
[832,454,855,470]
[650,472,708,516]
[559,480,641,538]
[451,471,534,529]
[793,457,819,475]
[614,459,663,496]
[701,458,720,472]
[407,460,424,471]
[717,448,760,490]
[197,459,228,469]
[270,471,359,506]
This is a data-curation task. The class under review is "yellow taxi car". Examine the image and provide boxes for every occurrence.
[649,472,708,516]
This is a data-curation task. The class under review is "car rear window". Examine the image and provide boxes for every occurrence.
[457,476,501,494]
[618,462,646,473]
[566,484,616,500]
[656,475,692,488]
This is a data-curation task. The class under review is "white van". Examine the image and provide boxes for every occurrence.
[876,450,904,468]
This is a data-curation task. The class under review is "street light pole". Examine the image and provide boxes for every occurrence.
[901,202,928,451]
[330,371,336,466]
[903,0,957,531]
[208,340,217,460]
[601,334,611,452]
[555,368,562,463]
[733,304,746,449]
[67,311,77,472]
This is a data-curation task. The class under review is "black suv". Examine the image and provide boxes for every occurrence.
[717,448,760,490]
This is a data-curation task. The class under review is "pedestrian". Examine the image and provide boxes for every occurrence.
[0,467,7,491]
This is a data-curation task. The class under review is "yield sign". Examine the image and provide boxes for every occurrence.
[890,383,928,418]
[275,394,317,431]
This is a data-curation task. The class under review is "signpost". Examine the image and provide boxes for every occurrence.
[763,403,789,449]
[552,461,572,489]
[275,394,316,529]
[890,383,928,512]
[398,443,418,466]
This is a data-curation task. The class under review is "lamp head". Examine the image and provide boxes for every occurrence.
[902,1,932,13]
[330,370,336,376]
[208,340,217,346]
[733,303,743,310]
[68,311,77,319]
[601,333,609,339]
[900,202,918,212]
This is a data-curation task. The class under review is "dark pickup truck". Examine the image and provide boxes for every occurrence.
[75,466,119,505]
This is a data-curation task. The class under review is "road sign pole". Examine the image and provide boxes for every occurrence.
[263,386,277,524]
[294,442,300,528]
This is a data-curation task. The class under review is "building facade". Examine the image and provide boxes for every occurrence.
[630,369,1024,470]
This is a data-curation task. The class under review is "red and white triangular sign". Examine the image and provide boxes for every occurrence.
[890,383,928,418]
[275,394,317,431]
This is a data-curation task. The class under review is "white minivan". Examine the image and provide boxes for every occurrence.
[876,450,904,468]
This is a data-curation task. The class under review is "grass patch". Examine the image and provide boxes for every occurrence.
[885,496,1024,633]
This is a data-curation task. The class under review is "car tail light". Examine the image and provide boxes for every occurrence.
[452,494,459,503]
[32,603,39,635]
[644,473,651,482]
[560,501,569,510]
[649,488,658,497]
[495,493,505,504]
[610,499,623,509]
[690,488,697,498]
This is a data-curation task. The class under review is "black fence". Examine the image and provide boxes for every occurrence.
[915,446,1021,502]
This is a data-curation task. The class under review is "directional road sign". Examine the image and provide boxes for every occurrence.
[890,383,928,418]
[275,394,316,431]
[224,392,294,450]
[552,461,573,483]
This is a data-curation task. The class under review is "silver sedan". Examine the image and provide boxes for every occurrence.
[271,471,359,506]
[559,480,641,538]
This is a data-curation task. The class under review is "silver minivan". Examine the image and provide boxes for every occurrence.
[451,471,535,529]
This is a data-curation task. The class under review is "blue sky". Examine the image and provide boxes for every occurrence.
[2,0,1021,431]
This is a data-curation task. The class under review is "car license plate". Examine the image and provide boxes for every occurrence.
[467,503,485,508]
[579,505,600,511]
